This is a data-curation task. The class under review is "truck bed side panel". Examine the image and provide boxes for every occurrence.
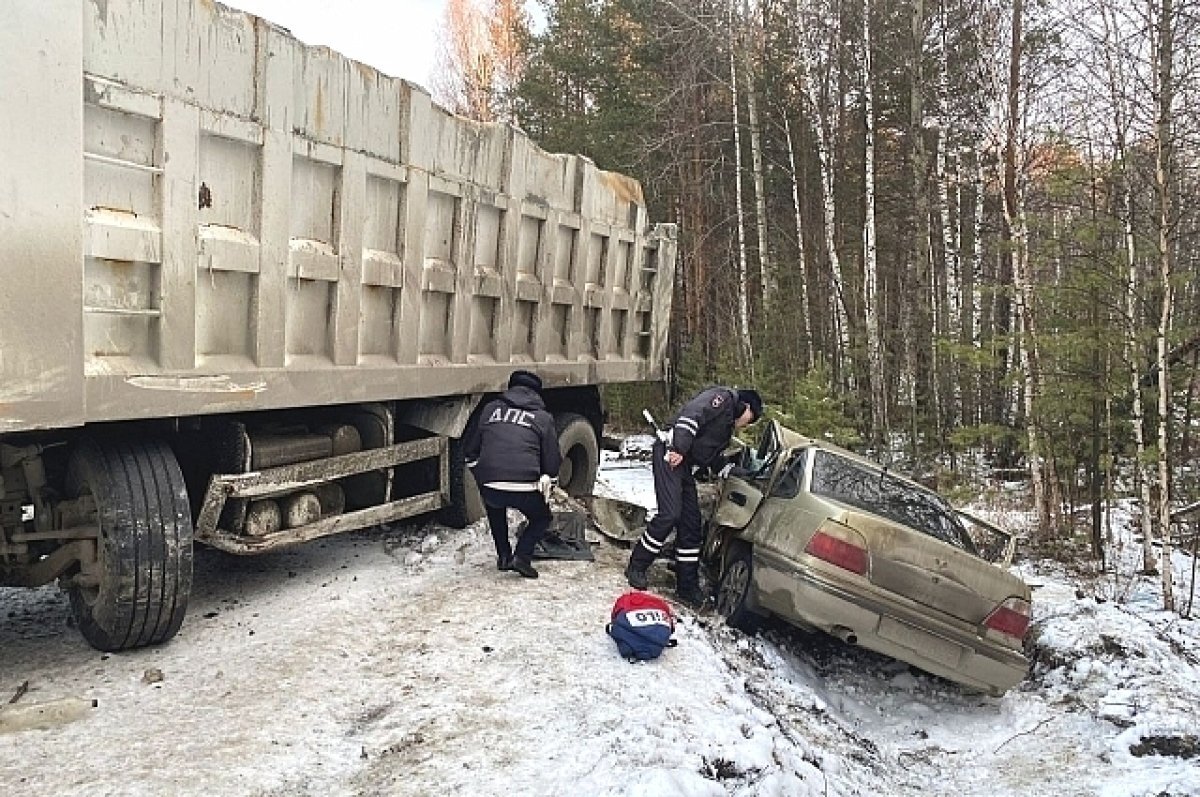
[0,1,85,432]
[0,0,676,433]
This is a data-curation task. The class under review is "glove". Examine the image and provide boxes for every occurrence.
[716,462,755,480]
[537,474,555,502]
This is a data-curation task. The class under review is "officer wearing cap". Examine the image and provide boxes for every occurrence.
[625,385,763,605]
[464,370,562,579]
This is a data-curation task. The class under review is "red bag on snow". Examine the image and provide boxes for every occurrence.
[606,591,677,662]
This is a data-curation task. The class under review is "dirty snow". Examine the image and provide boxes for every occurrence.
[2,453,1199,796]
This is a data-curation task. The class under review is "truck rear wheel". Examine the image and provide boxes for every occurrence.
[440,434,485,529]
[65,438,194,651]
[554,413,599,496]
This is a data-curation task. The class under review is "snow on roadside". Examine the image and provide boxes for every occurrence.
[1,514,852,795]
[2,452,1200,796]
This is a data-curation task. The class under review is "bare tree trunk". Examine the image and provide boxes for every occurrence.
[937,134,960,353]
[1014,210,1050,535]
[728,14,755,373]
[972,6,1014,451]
[934,4,959,436]
[862,0,885,443]
[742,0,772,313]
[1153,0,1176,610]
[935,128,961,431]
[1102,0,1158,572]
[1003,0,1051,539]
[909,0,936,456]
[967,147,985,428]
[785,116,814,370]
[796,1,851,374]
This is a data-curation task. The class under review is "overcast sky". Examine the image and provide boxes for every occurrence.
[222,0,448,88]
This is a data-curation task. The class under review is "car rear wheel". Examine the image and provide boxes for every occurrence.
[716,543,759,633]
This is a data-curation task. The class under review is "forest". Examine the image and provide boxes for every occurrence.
[432,0,1200,604]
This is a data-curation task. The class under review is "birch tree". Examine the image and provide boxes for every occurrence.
[740,0,773,313]
[488,0,532,122]
[795,0,852,380]
[1097,0,1158,573]
[906,0,939,459]
[933,5,961,433]
[729,5,755,373]
[1152,0,1177,610]
[861,0,885,442]
[434,0,531,122]
[1002,0,1054,536]
[785,116,814,370]
[434,0,496,120]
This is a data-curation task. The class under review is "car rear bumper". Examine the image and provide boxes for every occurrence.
[754,551,1029,695]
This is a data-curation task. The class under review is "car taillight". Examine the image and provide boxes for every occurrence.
[984,597,1031,640]
[805,531,868,575]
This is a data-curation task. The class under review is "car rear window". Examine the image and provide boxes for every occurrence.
[809,451,976,552]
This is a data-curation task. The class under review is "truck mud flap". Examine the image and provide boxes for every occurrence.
[196,437,447,554]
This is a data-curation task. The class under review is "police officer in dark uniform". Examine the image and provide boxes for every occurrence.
[464,370,562,579]
[625,386,763,604]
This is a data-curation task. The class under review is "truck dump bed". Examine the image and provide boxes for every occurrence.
[0,0,675,433]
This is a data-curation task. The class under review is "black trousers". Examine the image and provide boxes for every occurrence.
[479,486,551,562]
[628,441,702,589]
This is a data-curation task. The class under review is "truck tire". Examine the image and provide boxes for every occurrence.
[554,413,600,496]
[440,435,485,529]
[65,438,194,651]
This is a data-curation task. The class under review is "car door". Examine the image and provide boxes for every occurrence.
[709,421,792,529]
[737,447,816,550]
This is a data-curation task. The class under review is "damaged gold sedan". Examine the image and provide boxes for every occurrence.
[703,422,1031,696]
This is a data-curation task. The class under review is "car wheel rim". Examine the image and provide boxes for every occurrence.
[718,560,749,617]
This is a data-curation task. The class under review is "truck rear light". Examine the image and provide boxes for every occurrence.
[805,531,868,575]
[984,597,1031,640]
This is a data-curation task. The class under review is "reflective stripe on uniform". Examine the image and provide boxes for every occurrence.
[484,481,539,492]
[675,417,699,434]
[639,532,666,553]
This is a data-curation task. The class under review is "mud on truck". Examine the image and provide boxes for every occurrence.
[0,0,676,651]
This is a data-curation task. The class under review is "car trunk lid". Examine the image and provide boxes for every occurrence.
[839,509,1028,630]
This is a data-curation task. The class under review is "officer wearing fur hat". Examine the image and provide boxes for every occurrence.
[625,386,763,605]
[464,370,562,579]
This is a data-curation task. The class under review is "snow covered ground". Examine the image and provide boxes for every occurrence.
[1,448,1198,796]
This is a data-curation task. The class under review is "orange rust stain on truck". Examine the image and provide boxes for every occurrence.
[597,171,644,206]
[314,81,325,133]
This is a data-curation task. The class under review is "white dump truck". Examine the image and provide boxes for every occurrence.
[0,0,676,651]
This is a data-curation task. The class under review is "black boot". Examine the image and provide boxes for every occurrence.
[625,561,649,590]
[510,557,539,579]
[676,563,706,607]
[492,526,513,572]
[625,542,655,590]
[676,583,707,608]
